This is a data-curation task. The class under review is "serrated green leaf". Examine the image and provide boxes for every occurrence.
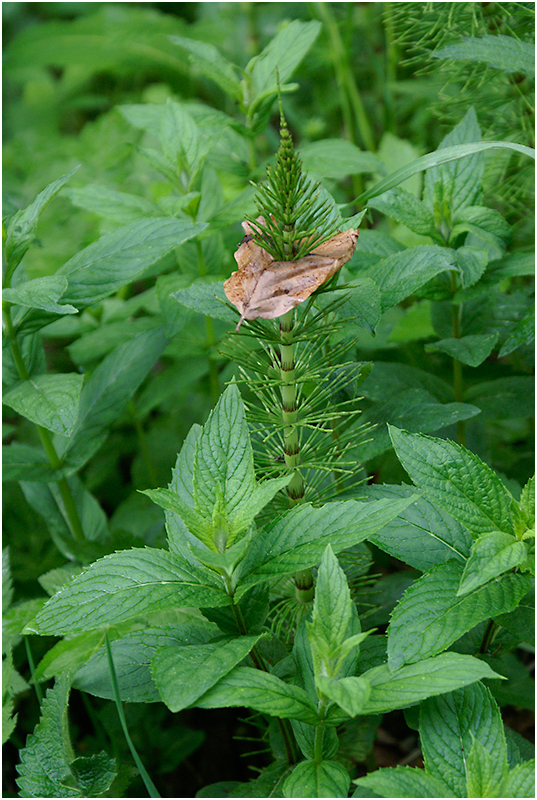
[466,737,506,797]
[70,752,116,796]
[62,327,167,468]
[236,496,417,596]
[38,563,84,596]
[33,548,229,635]
[249,19,321,94]
[16,674,77,798]
[142,487,213,547]
[173,281,237,322]
[452,245,489,289]
[458,531,528,595]
[425,333,498,366]
[170,36,241,98]
[309,545,354,660]
[451,205,511,251]
[520,476,535,529]
[387,560,531,669]
[498,759,536,798]
[3,275,78,316]
[433,34,535,76]
[3,599,48,651]
[317,279,381,334]
[354,766,455,798]
[368,188,437,236]
[75,623,216,702]
[152,635,262,712]
[5,168,78,275]
[195,665,319,724]
[316,675,371,718]
[389,426,516,536]
[3,548,13,610]
[160,99,199,171]
[3,374,84,436]
[420,682,507,797]
[283,760,350,798]
[364,246,456,311]
[361,653,501,714]
[359,484,472,570]
[57,218,207,308]
[493,592,535,644]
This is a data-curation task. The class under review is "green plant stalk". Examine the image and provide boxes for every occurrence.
[195,240,220,405]
[480,619,499,655]
[313,696,329,765]
[128,401,158,487]
[226,586,298,765]
[450,273,466,446]
[3,304,85,542]
[383,2,398,134]
[105,632,160,798]
[24,636,44,707]
[314,1,376,153]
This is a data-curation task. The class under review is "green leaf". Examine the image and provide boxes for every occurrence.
[152,635,263,712]
[317,279,381,335]
[3,275,77,316]
[367,188,437,236]
[519,476,535,531]
[69,752,116,797]
[170,36,241,99]
[57,218,207,308]
[16,674,77,798]
[464,376,534,420]
[355,141,535,206]
[249,20,321,94]
[2,443,61,483]
[389,426,516,536]
[4,167,78,275]
[452,246,489,289]
[359,484,472,571]
[354,766,455,798]
[160,99,200,172]
[433,34,535,76]
[494,591,534,645]
[142,487,213,547]
[173,281,237,323]
[316,675,371,718]
[466,737,507,797]
[299,140,382,179]
[498,307,535,358]
[64,185,161,224]
[420,682,507,797]
[451,205,511,250]
[364,246,456,311]
[283,760,350,798]
[236,496,417,596]
[32,548,230,635]
[74,622,218,702]
[458,531,528,595]
[387,560,531,669]
[62,327,167,468]
[3,374,84,436]
[309,545,354,660]
[425,333,498,367]
[361,653,502,714]
[498,760,536,798]
[2,548,13,610]
[195,665,319,725]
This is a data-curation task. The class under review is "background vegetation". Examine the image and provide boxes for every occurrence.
[3,2,534,797]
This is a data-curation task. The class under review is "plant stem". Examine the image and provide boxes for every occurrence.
[314,1,376,152]
[24,637,44,707]
[313,697,328,764]
[227,591,298,765]
[195,241,220,405]
[384,2,398,134]
[280,310,304,504]
[128,401,158,487]
[3,304,85,541]
[450,273,466,446]
[105,632,160,798]
[480,619,499,655]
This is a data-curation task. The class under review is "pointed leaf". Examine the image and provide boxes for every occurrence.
[250,20,321,93]
[367,188,437,236]
[354,766,455,798]
[389,426,516,536]
[316,676,371,718]
[361,653,502,715]
[152,635,262,712]
[458,531,528,595]
[142,487,212,546]
[3,275,77,316]
[170,36,241,98]
[420,683,507,797]
[4,374,84,436]
[236,496,417,596]
[425,333,498,367]
[32,548,229,635]
[498,759,536,798]
[433,34,535,76]
[195,665,319,724]
[283,760,350,798]
[387,560,531,669]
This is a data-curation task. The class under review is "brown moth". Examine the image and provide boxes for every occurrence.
[224,218,359,331]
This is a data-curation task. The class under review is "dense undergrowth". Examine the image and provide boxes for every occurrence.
[3,3,535,798]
